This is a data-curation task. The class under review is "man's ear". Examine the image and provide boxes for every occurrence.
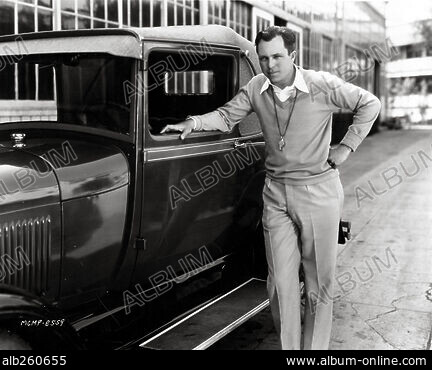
[290,51,297,62]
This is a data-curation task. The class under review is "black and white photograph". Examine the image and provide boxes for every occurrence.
[0,0,430,361]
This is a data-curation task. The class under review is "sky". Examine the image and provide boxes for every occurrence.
[384,0,432,25]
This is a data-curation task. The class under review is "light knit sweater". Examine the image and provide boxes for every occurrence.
[193,68,382,185]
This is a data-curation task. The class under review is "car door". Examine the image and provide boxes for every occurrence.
[132,41,265,302]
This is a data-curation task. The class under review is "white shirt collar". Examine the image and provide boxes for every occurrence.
[259,65,309,95]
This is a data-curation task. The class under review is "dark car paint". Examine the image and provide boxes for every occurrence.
[0,148,62,299]
[0,139,130,201]
[0,287,83,350]
[0,147,60,212]
[0,26,266,349]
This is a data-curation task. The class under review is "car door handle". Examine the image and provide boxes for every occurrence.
[234,140,247,149]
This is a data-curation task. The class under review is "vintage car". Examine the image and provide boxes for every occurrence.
[0,25,269,350]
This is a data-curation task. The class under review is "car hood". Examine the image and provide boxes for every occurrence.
[0,145,60,213]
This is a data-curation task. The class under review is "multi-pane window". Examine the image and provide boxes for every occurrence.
[18,4,35,33]
[255,16,270,37]
[229,1,252,41]
[287,25,300,54]
[280,0,312,23]
[61,0,120,30]
[302,28,310,69]
[167,0,199,26]
[310,31,321,70]
[0,0,54,101]
[95,0,117,28]
[208,0,227,26]
[345,45,371,89]
[123,0,164,27]
[0,62,15,100]
[0,0,15,36]
[389,75,432,96]
[322,36,332,72]
[405,44,424,59]
[252,8,273,42]
[38,6,53,31]
[345,45,357,83]
[61,0,92,29]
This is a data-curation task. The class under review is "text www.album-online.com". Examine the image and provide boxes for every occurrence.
[286,356,427,366]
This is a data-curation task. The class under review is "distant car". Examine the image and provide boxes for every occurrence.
[0,26,267,349]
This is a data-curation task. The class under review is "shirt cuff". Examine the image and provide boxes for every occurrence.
[186,115,203,131]
[340,133,363,153]
[339,142,354,152]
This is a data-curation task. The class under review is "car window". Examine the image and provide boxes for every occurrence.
[147,49,237,138]
[0,53,134,136]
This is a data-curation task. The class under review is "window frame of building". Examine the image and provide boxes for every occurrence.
[207,0,228,26]
[302,27,310,70]
[287,22,303,68]
[310,31,321,71]
[229,0,252,41]
[0,0,55,102]
[405,43,424,59]
[58,0,121,30]
[345,44,369,88]
[322,35,332,72]
[166,0,199,26]
[251,7,273,43]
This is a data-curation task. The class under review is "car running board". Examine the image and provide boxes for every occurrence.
[139,278,269,350]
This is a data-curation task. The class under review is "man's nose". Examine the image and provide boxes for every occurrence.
[268,58,276,69]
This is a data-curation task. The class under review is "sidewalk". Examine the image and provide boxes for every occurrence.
[210,129,432,350]
[331,129,432,350]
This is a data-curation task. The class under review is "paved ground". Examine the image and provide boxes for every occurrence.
[209,128,432,350]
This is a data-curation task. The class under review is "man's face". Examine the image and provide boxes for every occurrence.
[257,35,296,88]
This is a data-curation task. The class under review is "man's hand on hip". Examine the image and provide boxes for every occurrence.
[161,119,195,140]
[327,144,352,168]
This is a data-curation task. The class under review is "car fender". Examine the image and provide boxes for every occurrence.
[0,286,84,350]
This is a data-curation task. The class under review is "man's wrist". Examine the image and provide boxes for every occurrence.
[186,115,199,131]
[340,143,353,153]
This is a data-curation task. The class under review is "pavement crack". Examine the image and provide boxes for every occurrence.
[390,294,410,308]
[390,291,432,309]
[365,307,397,323]
[351,303,400,350]
[426,284,432,303]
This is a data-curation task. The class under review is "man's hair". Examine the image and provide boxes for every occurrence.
[255,26,296,53]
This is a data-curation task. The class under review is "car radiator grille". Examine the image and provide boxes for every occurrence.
[0,216,51,294]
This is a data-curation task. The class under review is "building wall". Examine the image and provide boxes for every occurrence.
[386,20,432,124]
[0,0,386,123]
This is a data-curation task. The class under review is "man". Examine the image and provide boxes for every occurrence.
[161,26,381,350]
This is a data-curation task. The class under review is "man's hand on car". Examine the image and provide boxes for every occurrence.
[161,119,195,140]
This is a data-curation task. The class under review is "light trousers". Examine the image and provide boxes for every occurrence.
[262,175,344,350]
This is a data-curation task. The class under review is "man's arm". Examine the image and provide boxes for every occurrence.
[321,72,382,166]
[322,71,382,152]
[161,85,254,140]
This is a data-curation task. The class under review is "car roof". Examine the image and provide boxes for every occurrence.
[132,25,253,49]
[0,25,256,60]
